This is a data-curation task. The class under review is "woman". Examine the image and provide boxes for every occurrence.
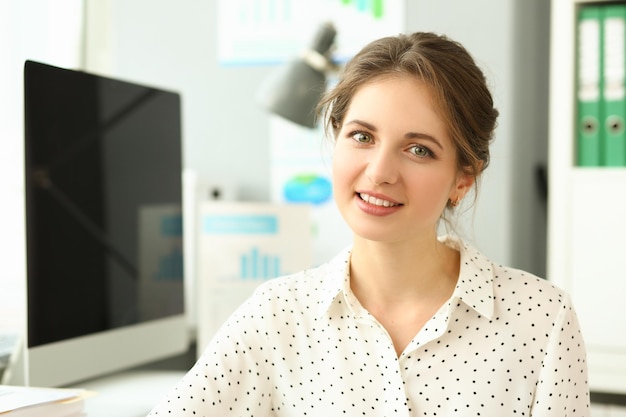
[148,32,589,416]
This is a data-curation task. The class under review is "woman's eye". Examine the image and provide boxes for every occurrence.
[410,145,432,158]
[351,132,371,143]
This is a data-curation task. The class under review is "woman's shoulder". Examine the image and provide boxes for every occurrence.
[253,266,324,296]
[448,235,573,309]
[248,247,350,305]
[491,262,568,300]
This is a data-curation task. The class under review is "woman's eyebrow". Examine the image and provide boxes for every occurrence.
[344,119,377,131]
[405,132,444,150]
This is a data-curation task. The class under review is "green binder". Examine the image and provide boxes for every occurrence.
[576,5,603,167]
[601,4,626,167]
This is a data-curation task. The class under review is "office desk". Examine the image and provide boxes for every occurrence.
[73,369,185,417]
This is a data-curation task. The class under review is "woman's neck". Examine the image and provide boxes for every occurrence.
[349,235,460,307]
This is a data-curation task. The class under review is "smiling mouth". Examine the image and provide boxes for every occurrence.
[358,193,401,207]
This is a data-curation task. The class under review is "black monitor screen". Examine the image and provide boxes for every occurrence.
[24,60,184,348]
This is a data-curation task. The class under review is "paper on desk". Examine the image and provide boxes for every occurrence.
[0,385,87,412]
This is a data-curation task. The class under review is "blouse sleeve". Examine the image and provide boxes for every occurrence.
[146,293,274,416]
[530,293,590,417]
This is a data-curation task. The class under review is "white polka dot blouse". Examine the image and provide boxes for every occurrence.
[147,236,590,416]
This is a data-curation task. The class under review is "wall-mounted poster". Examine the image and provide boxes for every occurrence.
[217,0,406,66]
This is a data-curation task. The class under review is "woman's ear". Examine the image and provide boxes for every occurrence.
[451,169,476,202]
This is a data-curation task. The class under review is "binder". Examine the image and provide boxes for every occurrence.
[601,4,626,167]
[576,5,603,167]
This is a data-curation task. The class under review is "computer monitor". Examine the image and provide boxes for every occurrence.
[22,60,188,387]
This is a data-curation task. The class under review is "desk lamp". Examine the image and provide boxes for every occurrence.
[256,22,338,128]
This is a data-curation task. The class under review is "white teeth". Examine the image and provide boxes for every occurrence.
[359,193,398,207]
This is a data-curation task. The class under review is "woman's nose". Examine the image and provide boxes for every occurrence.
[365,147,399,186]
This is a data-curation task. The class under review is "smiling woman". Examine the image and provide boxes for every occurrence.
[319,32,497,209]
[147,32,590,417]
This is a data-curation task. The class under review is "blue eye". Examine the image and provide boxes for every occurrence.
[351,131,371,143]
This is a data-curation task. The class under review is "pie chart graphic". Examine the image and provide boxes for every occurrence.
[283,174,332,205]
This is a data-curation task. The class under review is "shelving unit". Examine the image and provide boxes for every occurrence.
[548,0,626,394]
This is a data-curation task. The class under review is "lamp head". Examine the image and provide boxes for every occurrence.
[256,22,337,128]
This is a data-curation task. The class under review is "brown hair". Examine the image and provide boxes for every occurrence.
[318,32,498,185]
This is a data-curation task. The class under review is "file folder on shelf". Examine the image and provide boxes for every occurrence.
[601,4,626,167]
[576,5,603,167]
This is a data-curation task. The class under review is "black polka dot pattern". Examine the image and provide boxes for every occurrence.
[147,237,590,416]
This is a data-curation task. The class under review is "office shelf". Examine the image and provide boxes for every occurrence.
[548,0,626,395]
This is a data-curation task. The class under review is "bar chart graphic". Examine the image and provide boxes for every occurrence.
[138,205,184,319]
[154,246,183,281]
[217,0,405,65]
[198,202,312,285]
[240,246,281,280]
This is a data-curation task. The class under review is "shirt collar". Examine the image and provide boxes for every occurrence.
[441,236,495,320]
[315,247,351,319]
[315,237,495,320]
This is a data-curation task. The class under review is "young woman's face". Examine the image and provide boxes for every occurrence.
[332,75,473,244]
